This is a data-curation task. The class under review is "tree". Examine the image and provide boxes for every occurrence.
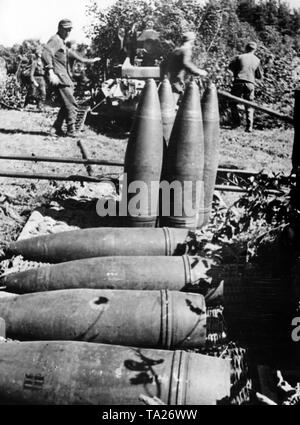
[85,0,299,128]
[86,0,205,77]
[277,1,292,35]
[264,0,279,27]
[0,39,42,74]
[236,0,257,27]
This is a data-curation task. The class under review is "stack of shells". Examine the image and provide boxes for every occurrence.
[123,77,220,229]
[0,78,248,405]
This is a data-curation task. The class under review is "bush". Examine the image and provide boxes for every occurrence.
[0,39,43,109]
[85,0,300,128]
[0,75,26,109]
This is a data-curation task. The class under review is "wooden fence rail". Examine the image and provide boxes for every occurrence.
[217,90,294,124]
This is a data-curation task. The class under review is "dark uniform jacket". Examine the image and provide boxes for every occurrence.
[42,33,73,86]
[166,44,200,92]
[111,35,128,65]
[229,52,263,85]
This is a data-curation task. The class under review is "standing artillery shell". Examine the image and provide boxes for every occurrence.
[123,78,163,227]
[0,289,207,349]
[292,89,300,172]
[198,82,220,227]
[158,77,177,224]
[158,77,176,146]
[163,81,204,229]
[5,227,189,262]
[0,255,212,294]
[0,340,231,404]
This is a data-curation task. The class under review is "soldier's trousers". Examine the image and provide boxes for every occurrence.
[231,82,255,130]
[54,85,78,130]
[24,77,46,108]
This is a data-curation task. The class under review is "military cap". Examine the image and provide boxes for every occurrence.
[58,19,73,29]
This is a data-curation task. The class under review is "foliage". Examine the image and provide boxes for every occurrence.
[0,39,42,75]
[85,0,203,79]
[0,0,299,123]
[206,171,300,263]
[177,171,300,277]
[0,40,43,109]
[0,39,95,108]
[0,75,26,109]
[237,0,300,39]
[213,174,294,238]
[85,0,300,128]
[197,0,298,126]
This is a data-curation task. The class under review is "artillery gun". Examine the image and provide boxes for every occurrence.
[83,57,161,130]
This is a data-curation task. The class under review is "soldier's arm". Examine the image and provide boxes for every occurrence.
[29,60,38,86]
[255,61,263,80]
[68,49,100,65]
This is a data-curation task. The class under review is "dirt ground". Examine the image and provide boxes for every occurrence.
[0,107,294,250]
[0,107,127,249]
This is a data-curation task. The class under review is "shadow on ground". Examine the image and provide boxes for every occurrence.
[0,128,50,137]
[36,197,122,229]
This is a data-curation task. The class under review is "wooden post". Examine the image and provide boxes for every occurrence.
[77,140,95,177]
[292,89,300,208]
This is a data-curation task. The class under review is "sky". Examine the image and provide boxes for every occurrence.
[0,0,300,47]
[0,0,116,46]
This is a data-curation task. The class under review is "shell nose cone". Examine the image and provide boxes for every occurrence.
[135,78,162,119]
[202,82,219,119]
[159,77,176,146]
[124,78,163,227]
[159,77,176,111]
[177,80,202,120]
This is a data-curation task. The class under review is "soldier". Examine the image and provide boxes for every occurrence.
[111,27,128,66]
[42,19,100,137]
[229,41,263,133]
[137,19,160,47]
[24,46,46,111]
[137,20,162,67]
[164,32,207,104]
[126,23,138,65]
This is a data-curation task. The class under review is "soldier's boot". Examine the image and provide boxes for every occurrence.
[50,123,65,137]
[49,115,65,136]
[66,124,78,138]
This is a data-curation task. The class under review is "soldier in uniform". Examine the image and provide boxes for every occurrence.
[111,27,128,65]
[229,41,263,133]
[24,46,46,111]
[42,19,100,137]
[165,32,207,104]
